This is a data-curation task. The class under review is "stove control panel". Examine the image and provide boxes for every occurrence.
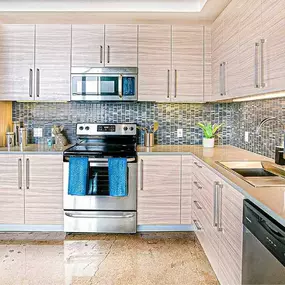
[77,123,137,136]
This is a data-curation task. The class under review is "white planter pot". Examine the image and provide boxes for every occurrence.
[203,138,215,148]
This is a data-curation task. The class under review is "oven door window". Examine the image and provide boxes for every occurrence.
[88,165,129,196]
[99,76,119,96]
[72,76,99,96]
[122,76,136,96]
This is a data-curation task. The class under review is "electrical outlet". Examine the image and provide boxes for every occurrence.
[33,128,43,138]
[177,129,183,138]
[245,131,249,142]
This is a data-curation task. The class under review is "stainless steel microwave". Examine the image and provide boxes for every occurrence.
[71,67,137,101]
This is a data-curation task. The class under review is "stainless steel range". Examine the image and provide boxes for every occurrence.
[63,123,137,233]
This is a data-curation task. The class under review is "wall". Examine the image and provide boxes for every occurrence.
[12,101,233,146]
[13,98,284,159]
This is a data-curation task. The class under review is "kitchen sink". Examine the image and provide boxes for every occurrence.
[216,161,285,187]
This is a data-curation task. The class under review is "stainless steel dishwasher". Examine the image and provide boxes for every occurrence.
[243,200,285,284]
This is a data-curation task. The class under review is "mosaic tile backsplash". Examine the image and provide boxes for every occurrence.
[12,102,233,146]
[231,98,285,159]
[13,98,284,159]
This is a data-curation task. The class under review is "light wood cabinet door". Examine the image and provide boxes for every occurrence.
[24,155,63,225]
[0,155,24,224]
[219,183,244,285]
[238,0,263,97]
[0,25,35,101]
[172,26,204,102]
[204,26,212,102]
[211,14,224,100]
[137,155,181,225]
[223,0,240,98]
[138,25,171,102]
[35,25,71,101]
[105,25,137,67]
[72,25,104,67]
[262,0,285,93]
[181,156,192,224]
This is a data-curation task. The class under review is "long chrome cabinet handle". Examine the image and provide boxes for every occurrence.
[107,45,110,63]
[223,62,226,96]
[213,181,219,227]
[18,158,22,190]
[193,219,202,231]
[254,42,260,88]
[193,181,202,190]
[140,159,144,190]
[100,45,103,64]
[36,68,40,97]
[260,39,265,88]
[174,69,177,98]
[26,158,30,190]
[194,200,202,210]
[220,63,223,96]
[194,161,202,168]
[217,183,223,231]
[29,69,33,98]
[167,69,170,99]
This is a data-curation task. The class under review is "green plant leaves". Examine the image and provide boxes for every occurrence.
[197,122,224,139]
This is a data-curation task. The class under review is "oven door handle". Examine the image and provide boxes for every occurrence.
[65,212,135,219]
[88,158,136,163]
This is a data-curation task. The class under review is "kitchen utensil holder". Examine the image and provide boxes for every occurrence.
[144,133,154,147]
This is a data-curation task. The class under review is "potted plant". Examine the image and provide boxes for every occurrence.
[197,122,224,148]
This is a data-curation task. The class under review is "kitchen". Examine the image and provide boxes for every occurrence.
[0,0,285,284]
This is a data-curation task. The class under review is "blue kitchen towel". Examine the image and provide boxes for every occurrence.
[68,157,89,196]
[108,158,127,197]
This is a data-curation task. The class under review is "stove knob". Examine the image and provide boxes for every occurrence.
[79,126,84,131]
[130,127,134,131]
[124,126,128,131]
[85,126,90,131]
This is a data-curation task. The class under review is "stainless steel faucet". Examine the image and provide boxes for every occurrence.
[256,117,284,134]
[256,117,285,165]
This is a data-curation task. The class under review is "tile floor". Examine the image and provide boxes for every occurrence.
[0,232,218,285]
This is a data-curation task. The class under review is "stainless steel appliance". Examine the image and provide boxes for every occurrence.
[242,200,285,284]
[71,67,137,101]
[63,123,137,233]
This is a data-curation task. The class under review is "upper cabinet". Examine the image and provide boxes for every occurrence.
[172,26,204,103]
[105,25,138,67]
[138,25,172,102]
[261,0,285,94]
[0,25,35,101]
[71,24,138,67]
[238,0,262,97]
[72,25,105,67]
[0,24,71,102]
[35,25,71,101]
[138,25,205,102]
[211,0,285,101]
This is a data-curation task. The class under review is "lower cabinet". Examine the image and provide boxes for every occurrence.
[0,154,63,225]
[137,155,192,225]
[192,157,244,285]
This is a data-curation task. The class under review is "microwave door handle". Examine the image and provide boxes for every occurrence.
[119,74,123,99]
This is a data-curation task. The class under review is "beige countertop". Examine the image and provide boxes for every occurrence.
[138,145,285,227]
[0,144,72,154]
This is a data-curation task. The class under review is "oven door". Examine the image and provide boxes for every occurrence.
[63,158,137,211]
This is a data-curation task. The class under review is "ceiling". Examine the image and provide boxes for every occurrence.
[0,0,210,12]
[0,0,231,23]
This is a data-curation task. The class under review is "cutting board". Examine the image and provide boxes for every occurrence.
[0,102,12,147]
